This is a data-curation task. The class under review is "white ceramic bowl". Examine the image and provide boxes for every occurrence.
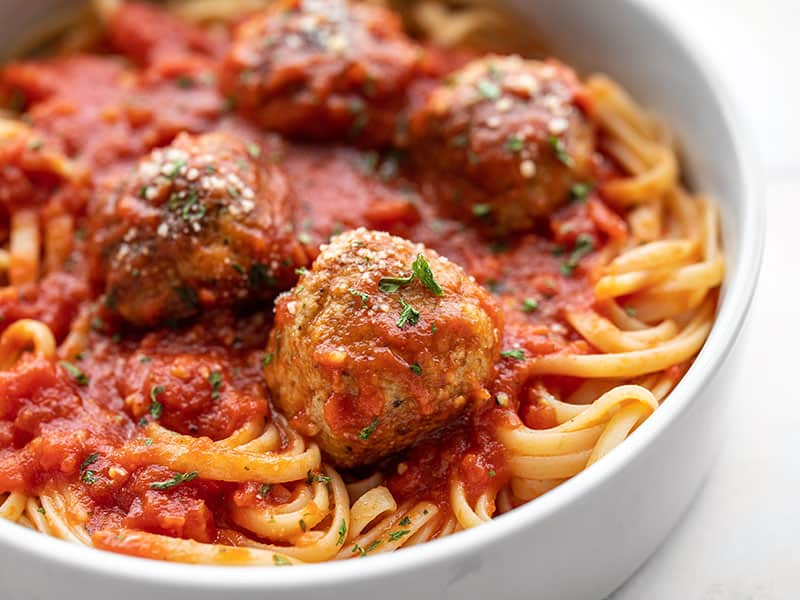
[0,1,763,599]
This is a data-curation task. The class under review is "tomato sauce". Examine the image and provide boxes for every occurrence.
[0,2,630,536]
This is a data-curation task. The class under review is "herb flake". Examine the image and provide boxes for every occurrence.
[549,136,574,167]
[149,471,198,491]
[359,417,379,440]
[208,371,223,399]
[348,288,370,307]
[59,361,89,386]
[411,254,443,297]
[500,349,526,361]
[337,519,347,545]
[396,300,420,329]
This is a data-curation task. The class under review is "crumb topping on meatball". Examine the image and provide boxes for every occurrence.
[264,228,503,467]
[411,55,595,233]
[220,0,423,145]
[90,132,306,326]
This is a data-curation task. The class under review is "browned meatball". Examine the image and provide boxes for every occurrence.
[410,55,595,233]
[90,132,306,326]
[219,0,422,145]
[264,228,502,467]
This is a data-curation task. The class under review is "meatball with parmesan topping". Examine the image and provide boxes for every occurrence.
[410,55,595,233]
[264,228,503,467]
[90,132,306,326]
[219,0,423,145]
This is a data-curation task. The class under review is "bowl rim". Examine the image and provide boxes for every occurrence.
[0,0,765,591]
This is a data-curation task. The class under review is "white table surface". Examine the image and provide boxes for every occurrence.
[613,1,798,598]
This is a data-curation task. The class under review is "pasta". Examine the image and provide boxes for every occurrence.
[0,0,722,565]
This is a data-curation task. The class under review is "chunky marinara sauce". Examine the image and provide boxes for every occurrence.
[0,1,628,539]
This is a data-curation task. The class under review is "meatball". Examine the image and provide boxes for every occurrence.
[264,228,502,467]
[90,132,306,326]
[219,0,422,145]
[410,55,595,233]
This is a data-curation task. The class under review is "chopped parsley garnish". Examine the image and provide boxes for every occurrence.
[560,234,595,276]
[360,151,379,173]
[257,483,272,499]
[350,112,369,139]
[181,192,206,221]
[348,288,370,307]
[248,263,277,290]
[411,254,443,296]
[570,182,593,202]
[150,385,164,403]
[359,417,379,440]
[209,371,222,399]
[399,516,411,526]
[294,267,308,276]
[409,363,422,376]
[379,254,443,297]
[80,453,99,471]
[306,470,332,485]
[103,291,118,309]
[165,158,186,179]
[139,355,152,363]
[273,554,292,566]
[149,393,163,420]
[549,136,574,167]
[149,471,198,490]
[37,507,46,515]
[505,135,524,153]
[232,263,245,274]
[388,530,410,541]
[500,349,526,361]
[477,79,501,100]
[489,469,496,477]
[143,438,154,446]
[81,470,98,485]
[396,300,420,329]
[247,143,261,159]
[378,273,413,293]
[299,519,307,532]
[337,519,347,545]
[521,298,539,313]
[59,361,89,386]
[472,203,492,218]
[262,353,274,367]
[352,542,380,557]
[624,306,637,317]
